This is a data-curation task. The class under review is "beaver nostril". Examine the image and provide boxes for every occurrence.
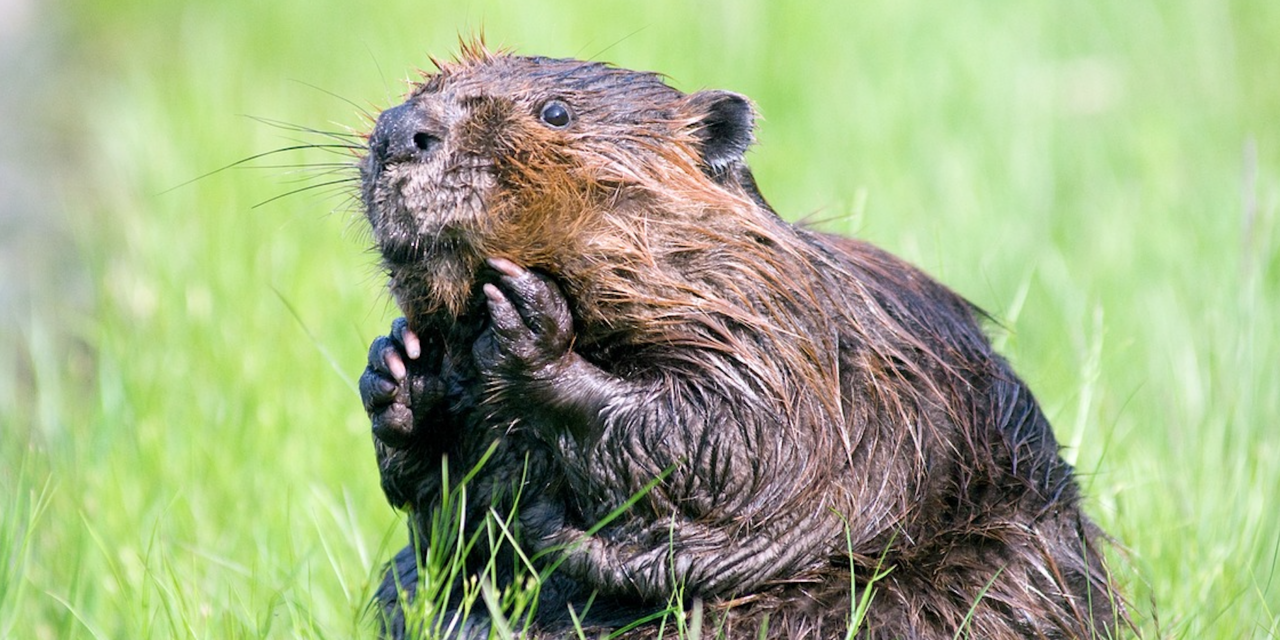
[413,132,440,153]
[370,102,445,164]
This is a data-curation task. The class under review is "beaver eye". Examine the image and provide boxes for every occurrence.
[539,101,573,128]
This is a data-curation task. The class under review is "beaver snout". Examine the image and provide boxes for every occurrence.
[370,102,445,166]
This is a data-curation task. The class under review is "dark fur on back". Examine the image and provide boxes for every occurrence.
[357,42,1123,639]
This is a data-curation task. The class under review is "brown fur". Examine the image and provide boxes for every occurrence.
[358,41,1126,639]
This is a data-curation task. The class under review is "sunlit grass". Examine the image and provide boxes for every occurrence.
[2,0,1278,637]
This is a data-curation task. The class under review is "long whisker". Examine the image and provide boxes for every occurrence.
[306,184,364,207]
[243,114,363,145]
[288,79,377,121]
[250,162,355,171]
[159,144,361,195]
[271,166,358,184]
[251,177,359,209]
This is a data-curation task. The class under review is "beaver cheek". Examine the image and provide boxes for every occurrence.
[456,97,518,156]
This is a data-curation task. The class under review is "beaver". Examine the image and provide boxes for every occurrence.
[356,42,1122,639]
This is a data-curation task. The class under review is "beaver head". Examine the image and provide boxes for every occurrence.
[359,43,765,323]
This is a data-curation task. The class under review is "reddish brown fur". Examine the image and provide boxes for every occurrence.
[358,42,1125,639]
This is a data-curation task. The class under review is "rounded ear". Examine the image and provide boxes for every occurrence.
[681,90,756,173]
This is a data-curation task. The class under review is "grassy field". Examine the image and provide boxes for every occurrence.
[2,0,1278,637]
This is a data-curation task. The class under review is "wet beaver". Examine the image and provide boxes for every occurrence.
[356,42,1121,639]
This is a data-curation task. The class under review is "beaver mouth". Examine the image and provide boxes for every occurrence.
[365,161,495,266]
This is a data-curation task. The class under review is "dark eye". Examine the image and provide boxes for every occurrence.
[539,101,572,128]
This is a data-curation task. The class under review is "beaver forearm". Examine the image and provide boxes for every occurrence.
[496,351,632,445]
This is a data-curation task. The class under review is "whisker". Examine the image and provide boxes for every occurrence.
[263,134,364,158]
[252,178,360,209]
[160,144,362,194]
[273,167,358,184]
[243,114,363,144]
[250,162,356,171]
[288,79,377,121]
[310,185,363,206]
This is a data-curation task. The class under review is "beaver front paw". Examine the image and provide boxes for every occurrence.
[472,257,575,384]
[360,317,444,449]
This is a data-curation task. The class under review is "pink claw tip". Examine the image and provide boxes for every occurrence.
[487,257,522,277]
[388,353,407,381]
[403,329,421,360]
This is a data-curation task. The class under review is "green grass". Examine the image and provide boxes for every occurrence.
[2,0,1278,637]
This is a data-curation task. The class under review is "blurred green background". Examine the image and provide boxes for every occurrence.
[2,0,1277,637]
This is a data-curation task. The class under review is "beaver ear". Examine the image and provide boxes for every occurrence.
[682,90,756,173]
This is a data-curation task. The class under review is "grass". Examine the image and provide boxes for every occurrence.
[1,0,1278,637]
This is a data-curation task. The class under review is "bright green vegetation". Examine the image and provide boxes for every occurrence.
[2,1,1277,637]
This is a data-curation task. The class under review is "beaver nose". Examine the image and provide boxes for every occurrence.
[370,102,444,164]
